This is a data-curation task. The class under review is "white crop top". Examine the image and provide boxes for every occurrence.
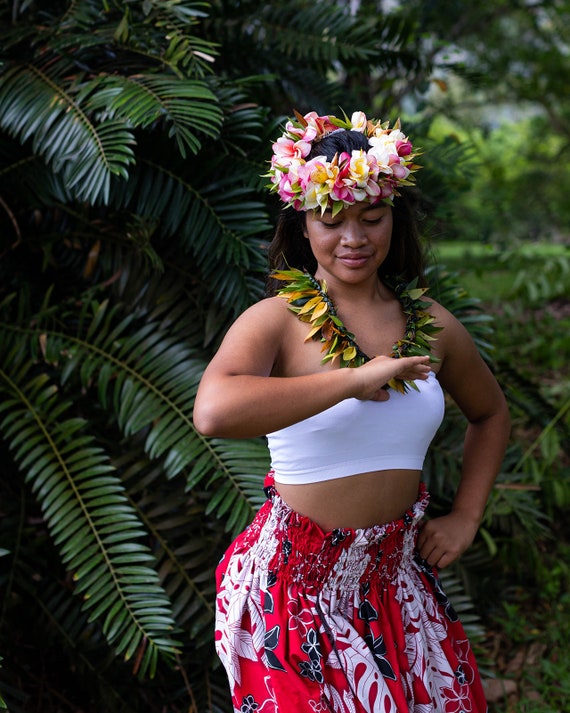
[267,370,445,484]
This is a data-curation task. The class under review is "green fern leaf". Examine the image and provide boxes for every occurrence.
[0,355,180,678]
[0,64,135,204]
[85,74,223,158]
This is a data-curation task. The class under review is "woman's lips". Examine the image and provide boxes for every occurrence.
[337,253,372,267]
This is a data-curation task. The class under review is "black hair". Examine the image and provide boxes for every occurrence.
[265,127,426,296]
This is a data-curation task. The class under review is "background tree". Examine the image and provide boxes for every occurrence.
[399,0,570,243]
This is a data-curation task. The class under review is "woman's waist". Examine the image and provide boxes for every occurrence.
[275,468,422,532]
[249,476,429,591]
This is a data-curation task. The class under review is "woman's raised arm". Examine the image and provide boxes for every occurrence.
[193,298,431,439]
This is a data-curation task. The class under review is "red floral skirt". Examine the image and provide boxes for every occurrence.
[215,473,488,713]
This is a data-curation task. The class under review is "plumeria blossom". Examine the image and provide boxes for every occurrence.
[266,110,420,216]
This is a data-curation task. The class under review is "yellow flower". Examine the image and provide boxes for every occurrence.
[311,161,338,184]
[348,150,370,186]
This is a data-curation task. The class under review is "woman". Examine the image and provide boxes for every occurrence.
[194,110,510,713]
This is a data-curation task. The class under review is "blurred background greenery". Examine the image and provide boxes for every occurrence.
[0,1,568,711]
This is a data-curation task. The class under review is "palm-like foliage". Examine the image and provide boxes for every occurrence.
[1,1,567,711]
[0,338,180,678]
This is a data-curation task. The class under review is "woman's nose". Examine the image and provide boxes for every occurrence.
[340,221,366,245]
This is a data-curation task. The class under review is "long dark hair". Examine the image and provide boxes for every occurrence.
[265,128,426,296]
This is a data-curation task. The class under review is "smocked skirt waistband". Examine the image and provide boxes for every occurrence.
[240,472,429,593]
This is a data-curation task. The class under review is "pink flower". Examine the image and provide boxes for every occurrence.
[304,112,338,137]
[331,183,355,203]
[285,116,318,144]
[272,136,311,163]
[364,179,382,199]
[396,139,413,156]
[276,177,296,202]
[390,163,411,180]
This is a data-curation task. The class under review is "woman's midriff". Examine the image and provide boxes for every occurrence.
[274,468,422,532]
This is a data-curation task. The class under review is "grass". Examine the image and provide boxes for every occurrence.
[431,241,569,303]
[486,564,570,711]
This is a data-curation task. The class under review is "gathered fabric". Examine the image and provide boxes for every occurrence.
[215,472,488,713]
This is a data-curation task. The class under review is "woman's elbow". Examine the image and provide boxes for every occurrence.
[193,392,223,437]
[499,394,512,437]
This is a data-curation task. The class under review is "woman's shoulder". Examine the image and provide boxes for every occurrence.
[422,296,468,332]
[422,297,479,361]
[423,295,496,401]
[227,295,294,341]
[238,295,292,323]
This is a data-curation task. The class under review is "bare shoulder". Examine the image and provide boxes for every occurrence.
[424,298,474,360]
[427,298,505,419]
[425,298,459,327]
[228,296,292,338]
[204,296,293,377]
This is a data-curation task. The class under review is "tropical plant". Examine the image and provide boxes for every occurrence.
[0,0,271,708]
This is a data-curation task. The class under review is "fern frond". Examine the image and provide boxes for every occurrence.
[85,74,223,158]
[0,64,135,204]
[109,162,270,311]
[59,313,266,537]
[0,352,179,678]
[198,437,269,534]
[115,446,219,645]
[50,295,269,531]
[212,82,267,155]
[262,5,378,63]
[2,297,267,504]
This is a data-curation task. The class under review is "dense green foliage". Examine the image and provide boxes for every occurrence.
[434,242,570,711]
[0,0,568,710]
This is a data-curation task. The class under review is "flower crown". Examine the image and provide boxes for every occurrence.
[266,110,420,217]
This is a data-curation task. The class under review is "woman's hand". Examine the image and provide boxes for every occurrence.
[351,355,431,402]
[416,512,480,569]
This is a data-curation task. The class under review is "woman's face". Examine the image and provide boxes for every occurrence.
[304,202,393,287]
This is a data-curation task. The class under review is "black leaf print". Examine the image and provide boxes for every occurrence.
[365,633,397,681]
[264,625,280,651]
[264,625,286,671]
[263,589,274,614]
[265,649,287,672]
[358,599,379,622]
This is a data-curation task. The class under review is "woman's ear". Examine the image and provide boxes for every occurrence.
[302,213,309,239]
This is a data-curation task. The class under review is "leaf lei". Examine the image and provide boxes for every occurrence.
[272,267,442,394]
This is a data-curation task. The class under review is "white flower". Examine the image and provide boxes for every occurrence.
[350,111,367,133]
[368,134,398,167]
[347,150,371,186]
